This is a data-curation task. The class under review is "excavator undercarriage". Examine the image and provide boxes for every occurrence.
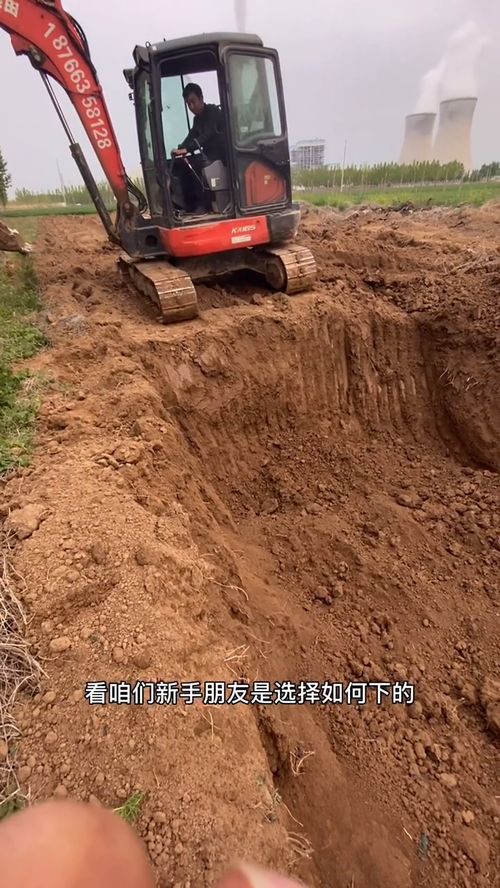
[119,242,317,323]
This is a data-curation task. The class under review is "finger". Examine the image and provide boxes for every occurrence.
[0,800,155,888]
[217,863,307,888]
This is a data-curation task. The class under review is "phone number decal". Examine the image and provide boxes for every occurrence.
[44,23,111,149]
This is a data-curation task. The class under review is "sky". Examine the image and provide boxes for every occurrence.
[1,0,499,194]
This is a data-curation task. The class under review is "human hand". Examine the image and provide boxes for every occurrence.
[0,800,307,888]
[218,863,306,887]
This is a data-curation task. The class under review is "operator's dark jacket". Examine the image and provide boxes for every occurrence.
[179,103,226,163]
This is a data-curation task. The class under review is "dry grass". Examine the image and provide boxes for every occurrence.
[0,543,45,819]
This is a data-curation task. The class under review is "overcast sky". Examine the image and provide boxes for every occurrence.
[1,0,499,193]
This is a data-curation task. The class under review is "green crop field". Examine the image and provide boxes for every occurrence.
[3,205,108,218]
[295,182,500,210]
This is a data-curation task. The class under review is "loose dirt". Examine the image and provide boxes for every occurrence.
[1,202,499,888]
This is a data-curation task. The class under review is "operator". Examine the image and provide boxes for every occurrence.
[171,82,226,212]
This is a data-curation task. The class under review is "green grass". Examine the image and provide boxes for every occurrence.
[2,205,111,218]
[113,791,146,824]
[0,794,26,823]
[0,218,47,474]
[4,180,500,219]
[296,181,500,210]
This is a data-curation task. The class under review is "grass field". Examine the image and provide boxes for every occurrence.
[2,205,107,218]
[3,180,500,219]
[298,181,500,210]
[0,218,47,474]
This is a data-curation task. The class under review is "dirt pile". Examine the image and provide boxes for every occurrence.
[0,204,499,888]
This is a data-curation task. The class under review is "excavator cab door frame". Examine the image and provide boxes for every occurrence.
[132,66,166,219]
[133,42,236,227]
[220,44,292,215]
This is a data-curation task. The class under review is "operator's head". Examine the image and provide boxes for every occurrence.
[183,83,204,116]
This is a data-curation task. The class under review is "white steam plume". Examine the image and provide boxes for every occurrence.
[440,20,488,100]
[414,20,488,113]
[234,0,247,32]
[415,62,445,113]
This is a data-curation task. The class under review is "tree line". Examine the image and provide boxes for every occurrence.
[293,160,500,189]
[468,162,500,182]
[11,183,116,207]
[0,148,11,206]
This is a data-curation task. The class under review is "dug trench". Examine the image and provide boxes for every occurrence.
[1,208,499,888]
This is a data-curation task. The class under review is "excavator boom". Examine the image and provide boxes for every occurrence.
[0,0,132,217]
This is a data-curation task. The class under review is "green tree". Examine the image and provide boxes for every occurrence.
[0,148,12,206]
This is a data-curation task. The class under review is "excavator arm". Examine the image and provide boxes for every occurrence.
[0,0,144,240]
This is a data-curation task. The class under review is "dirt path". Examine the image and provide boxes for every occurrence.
[1,204,499,888]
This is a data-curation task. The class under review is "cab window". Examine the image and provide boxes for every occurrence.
[159,66,222,157]
[160,75,190,156]
[228,54,283,145]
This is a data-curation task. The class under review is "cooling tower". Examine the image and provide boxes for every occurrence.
[433,97,477,170]
[400,113,436,163]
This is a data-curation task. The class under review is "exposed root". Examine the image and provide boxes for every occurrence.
[253,786,304,830]
[290,747,315,777]
[223,644,250,678]
[208,577,250,602]
[201,709,216,742]
[286,830,314,865]
[223,644,250,663]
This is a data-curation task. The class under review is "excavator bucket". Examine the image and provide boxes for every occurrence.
[0,219,33,255]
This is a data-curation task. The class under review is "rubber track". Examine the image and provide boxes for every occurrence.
[263,244,317,294]
[120,256,199,324]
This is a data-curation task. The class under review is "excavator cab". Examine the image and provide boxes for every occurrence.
[125,34,294,234]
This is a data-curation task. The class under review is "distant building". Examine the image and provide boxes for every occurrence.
[291,139,326,171]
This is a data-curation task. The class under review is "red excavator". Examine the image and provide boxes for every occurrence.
[0,0,316,322]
